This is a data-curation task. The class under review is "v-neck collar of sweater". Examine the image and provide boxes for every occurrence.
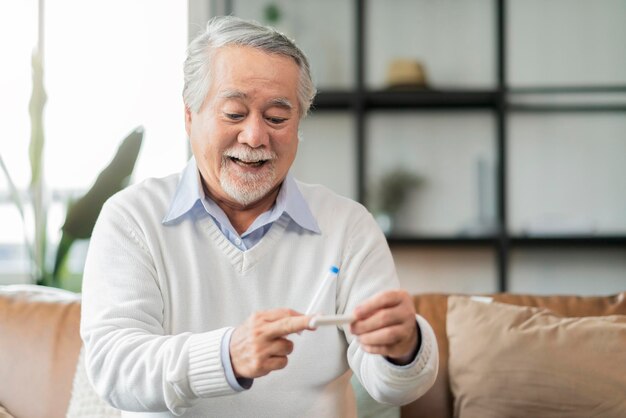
[205,212,291,273]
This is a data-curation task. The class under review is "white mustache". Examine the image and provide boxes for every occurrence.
[223,147,277,163]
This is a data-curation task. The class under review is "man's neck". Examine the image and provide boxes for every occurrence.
[203,183,281,235]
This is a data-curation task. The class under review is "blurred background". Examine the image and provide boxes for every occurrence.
[1,0,625,295]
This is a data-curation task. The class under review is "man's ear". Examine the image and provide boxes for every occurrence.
[184,105,193,137]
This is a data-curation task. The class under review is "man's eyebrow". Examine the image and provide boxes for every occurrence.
[218,89,247,100]
[268,97,293,110]
[218,90,293,111]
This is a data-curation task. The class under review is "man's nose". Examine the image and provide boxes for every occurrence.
[238,115,269,148]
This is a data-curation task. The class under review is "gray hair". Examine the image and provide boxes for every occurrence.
[183,16,316,118]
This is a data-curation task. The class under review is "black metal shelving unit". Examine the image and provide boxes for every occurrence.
[310,0,626,292]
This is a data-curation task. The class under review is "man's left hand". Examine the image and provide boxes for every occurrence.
[350,290,419,365]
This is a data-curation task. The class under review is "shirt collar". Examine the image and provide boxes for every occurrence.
[162,158,320,234]
[162,158,203,224]
[280,173,320,234]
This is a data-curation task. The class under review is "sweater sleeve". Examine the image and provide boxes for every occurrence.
[338,209,438,405]
[80,200,237,415]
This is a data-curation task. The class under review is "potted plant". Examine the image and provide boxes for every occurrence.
[375,168,424,235]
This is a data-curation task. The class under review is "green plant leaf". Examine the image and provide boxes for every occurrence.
[28,51,46,187]
[60,127,144,240]
[28,50,48,283]
[51,230,74,287]
[378,169,423,215]
[51,127,143,285]
[51,126,143,285]
[264,3,281,24]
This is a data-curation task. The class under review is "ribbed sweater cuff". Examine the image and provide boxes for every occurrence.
[188,328,237,398]
[376,315,437,379]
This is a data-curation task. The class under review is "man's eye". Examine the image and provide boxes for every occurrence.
[267,116,287,124]
[226,113,244,120]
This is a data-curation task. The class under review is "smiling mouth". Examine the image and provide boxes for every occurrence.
[229,156,269,167]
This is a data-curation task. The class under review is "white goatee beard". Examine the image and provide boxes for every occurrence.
[219,147,278,206]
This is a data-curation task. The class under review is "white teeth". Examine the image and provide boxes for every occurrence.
[230,157,266,166]
[223,148,276,166]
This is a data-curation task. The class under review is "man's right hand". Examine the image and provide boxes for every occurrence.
[229,308,312,379]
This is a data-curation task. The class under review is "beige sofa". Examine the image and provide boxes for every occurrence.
[1,286,624,418]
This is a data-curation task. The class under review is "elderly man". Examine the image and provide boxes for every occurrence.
[81,16,437,417]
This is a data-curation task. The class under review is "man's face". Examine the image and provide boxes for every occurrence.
[185,45,301,208]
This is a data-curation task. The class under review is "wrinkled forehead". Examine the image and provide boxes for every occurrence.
[207,46,301,107]
[217,89,294,111]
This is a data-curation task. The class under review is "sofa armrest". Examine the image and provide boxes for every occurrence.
[0,285,82,418]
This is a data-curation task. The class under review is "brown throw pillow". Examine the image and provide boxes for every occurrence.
[446,296,626,418]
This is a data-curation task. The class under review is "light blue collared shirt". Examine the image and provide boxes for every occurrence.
[163,158,320,250]
[162,158,321,390]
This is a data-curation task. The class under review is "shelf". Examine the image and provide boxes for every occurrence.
[312,91,626,113]
[312,91,354,110]
[365,90,499,110]
[509,104,626,113]
[507,86,626,113]
[312,90,499,111]
[387,236,497,247]
[386,236,626,249]
[511,236,626,248]
[508,85,626,94]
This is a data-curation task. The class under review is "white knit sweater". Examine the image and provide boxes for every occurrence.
[80,174,438,418]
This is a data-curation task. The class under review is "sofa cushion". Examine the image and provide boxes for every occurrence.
[401,292,626,418]
[447,296,626,417]
[0,285,82,418]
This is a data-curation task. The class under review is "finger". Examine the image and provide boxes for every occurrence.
[230,335,294,378]
[360,344,389,356]
[265,355,289,372]
[269,338,294,356]
[357,324,407,346]
[353,290,405,320]
[351,307,405,335]
[258,308,303,322]
[265,314,313,338]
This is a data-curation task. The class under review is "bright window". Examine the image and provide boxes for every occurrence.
[0,1,188,281]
